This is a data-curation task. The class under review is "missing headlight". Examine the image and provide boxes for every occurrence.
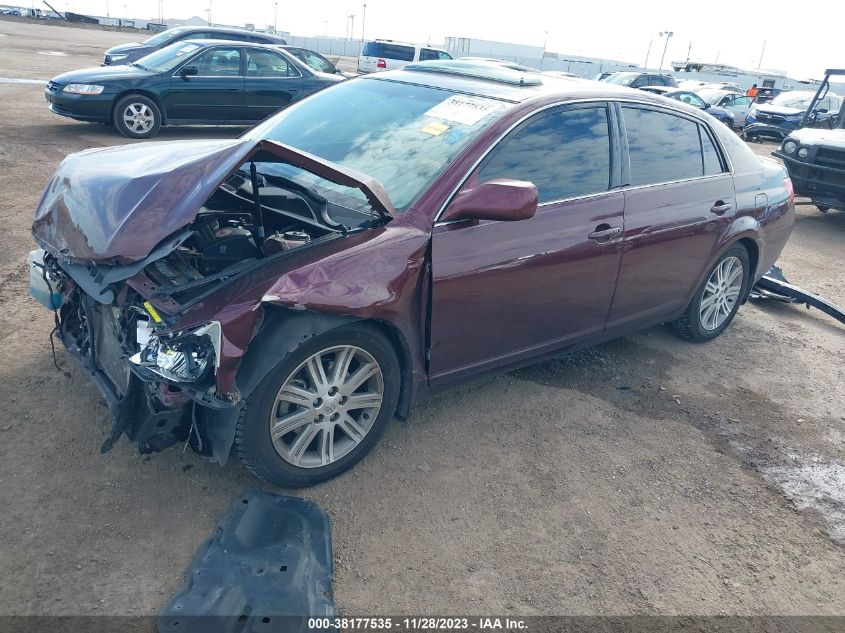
[129,322,220,383]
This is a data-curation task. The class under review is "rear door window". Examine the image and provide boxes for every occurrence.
[419,48,440,61]
[623,106,719,185]
[246,49,299,77]
[478,105,612,203]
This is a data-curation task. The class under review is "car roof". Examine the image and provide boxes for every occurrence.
[174,25,281,38]
[368,38,447,51]
[366,61,708,117]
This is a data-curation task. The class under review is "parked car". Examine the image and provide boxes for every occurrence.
[357,39,452,73]
[280,45,353,78]
[698,89,753,127]
[594,71,614,81]
[774,69,845,213]
[45,40,344,138]
[30,59,794,487]
[658,89,736,127]
[702,82,743,93]
[601,71,678,88]
[102,26,287,66]
[744,91,842,141]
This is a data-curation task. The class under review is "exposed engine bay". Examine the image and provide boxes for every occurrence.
[34,159,384,456]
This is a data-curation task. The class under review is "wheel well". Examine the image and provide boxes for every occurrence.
[737,237,759,302]
[112,90,167,124]
[368,319,415,420]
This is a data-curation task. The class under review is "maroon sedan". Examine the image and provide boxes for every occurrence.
[30,60,795,487]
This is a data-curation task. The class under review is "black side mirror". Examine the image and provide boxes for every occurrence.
[814,108,828,114]
[180,65,199,78]
[703,103,711,110]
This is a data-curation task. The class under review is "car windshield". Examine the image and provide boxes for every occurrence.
[770,93,815,109]
[142,27,186,46]
[603,73,636,86]
[132,41,203,72]
[244,79,509,213]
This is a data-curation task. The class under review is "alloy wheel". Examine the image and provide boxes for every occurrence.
[122,102,155,134]
[699,256,744,331]
[269,345,384,469]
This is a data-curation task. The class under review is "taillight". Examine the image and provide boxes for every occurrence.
[377,58,386,69]
[784,177,794,202]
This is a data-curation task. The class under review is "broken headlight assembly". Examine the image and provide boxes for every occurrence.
[130,322,221,384]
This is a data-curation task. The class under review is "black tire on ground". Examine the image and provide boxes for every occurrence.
[669,244,751,343]
[113,93,161,139]
[234,323,400,488]
[816,204,830,213]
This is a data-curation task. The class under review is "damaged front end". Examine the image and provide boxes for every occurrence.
[31,137,394,461]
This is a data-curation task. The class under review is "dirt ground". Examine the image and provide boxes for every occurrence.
[0,19,844,619]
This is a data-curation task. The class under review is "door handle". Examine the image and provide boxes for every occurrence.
[588,225,622,241]
[710,201,733,215]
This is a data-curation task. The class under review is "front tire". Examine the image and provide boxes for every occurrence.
[669,245,750,342]
[234,323,400,487]
[113,94,161,139]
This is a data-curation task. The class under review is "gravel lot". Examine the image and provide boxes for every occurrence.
[0,19,844,618]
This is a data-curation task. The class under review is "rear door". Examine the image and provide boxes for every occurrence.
[358,41,415,72]
[430,103,625,383]
[167,45,244,121]
[243,47,302,121]
[606,105,736,331]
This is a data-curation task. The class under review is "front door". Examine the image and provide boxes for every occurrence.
[167,45,244,121]
[607,105,737,330]
[243,48,303,121]
[429,103,624,384]
[721,94,752,126]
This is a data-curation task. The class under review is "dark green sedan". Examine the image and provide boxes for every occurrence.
[45,40,345,139]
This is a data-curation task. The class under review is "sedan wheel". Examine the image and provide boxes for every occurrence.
[270,345,384,469]
[235,323,400,487]
[699,256,744,331]
[113,94,161,139]
[670,245,750,342]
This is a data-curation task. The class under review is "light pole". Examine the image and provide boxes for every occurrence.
[361,3,366,41]
[644,39,652,68]
[757,40,766,69]
[658,31,673,71]
[349,14,355,41]
[274,1,277,33]
[206,0,211,26]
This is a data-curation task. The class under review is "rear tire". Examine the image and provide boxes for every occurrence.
[669,245,750,342]
[234,323,400,488]
[113,94,161,139]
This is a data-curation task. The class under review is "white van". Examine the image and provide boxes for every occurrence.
[357,39,452,73]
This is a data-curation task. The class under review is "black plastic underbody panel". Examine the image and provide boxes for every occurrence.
[158,490,335,633]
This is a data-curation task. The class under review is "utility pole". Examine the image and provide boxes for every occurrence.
[362,3,366,41]
[757,40,766,69]
[273,1,277,33]
[349,14,355,41]
[686,41,692,63]
[206,0,211,25]
[658,31,673,71]
[644,39,652,68]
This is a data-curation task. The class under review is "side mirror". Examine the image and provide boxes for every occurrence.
[703,103,711,110]
[814,108,828,114]
[440,179,539,224]
[180,65,199,78]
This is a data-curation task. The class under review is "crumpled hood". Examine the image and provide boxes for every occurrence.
[32,137,395,265]
[788,127,845,149]
[33,138,256,264]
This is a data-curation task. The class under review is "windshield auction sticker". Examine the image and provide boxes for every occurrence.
[424,95,502,126]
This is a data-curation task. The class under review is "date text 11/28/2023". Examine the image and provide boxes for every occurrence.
[307,617,528,630]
